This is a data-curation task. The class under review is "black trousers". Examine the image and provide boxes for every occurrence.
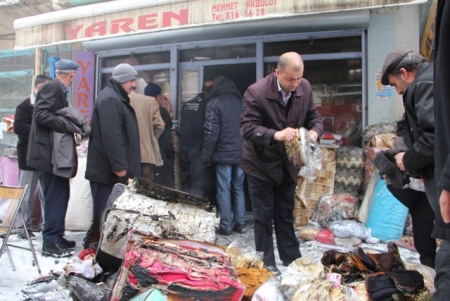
[246,174,301,266]
[41,172,70,243]
[90,181,114,222]
[387,185,436,268]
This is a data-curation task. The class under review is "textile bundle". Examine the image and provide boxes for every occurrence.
[111,236,245,301]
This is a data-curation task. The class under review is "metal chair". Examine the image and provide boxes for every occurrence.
[0,184,41,274]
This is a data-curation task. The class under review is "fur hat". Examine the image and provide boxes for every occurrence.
[144,83,162,97]
[112,63,138,84]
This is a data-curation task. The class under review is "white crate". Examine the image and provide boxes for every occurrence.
[0,131,18,147]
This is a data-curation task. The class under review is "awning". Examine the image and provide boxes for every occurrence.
[13,0,427,50]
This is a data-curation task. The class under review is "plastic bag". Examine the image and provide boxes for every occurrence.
[329,220,379,244]
[316,193,359,228]
[58,274,111,301]
[298,226,320,241]
[285,127,323,180]
[63,255,103,279]
[252,276,284,301]
[281,253,324,300]
[227,237,264,269]
[316,228,335,244]
[299,130,323,180]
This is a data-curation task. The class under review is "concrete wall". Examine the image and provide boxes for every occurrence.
[367,5,422,126]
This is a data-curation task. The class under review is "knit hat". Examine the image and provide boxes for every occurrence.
[112,63,138,84]
[144,83,162,97]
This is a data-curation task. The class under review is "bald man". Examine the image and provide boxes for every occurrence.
[240,52,323,275]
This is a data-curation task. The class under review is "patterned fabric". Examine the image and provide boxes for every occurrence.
[111,237,245,301]
[294,148,336,226]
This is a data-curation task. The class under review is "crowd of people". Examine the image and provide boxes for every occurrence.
[12,2,450,296]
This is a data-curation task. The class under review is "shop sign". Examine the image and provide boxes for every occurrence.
[65,9,189,40]
[74,50,95,120]
[14,0,418,48]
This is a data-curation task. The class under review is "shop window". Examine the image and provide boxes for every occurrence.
[0,50,35,154]
[102,51,170,68]
[264,36,361,56]
[101,68,171,113]
[264,57,363,146]
[179,44,256,62]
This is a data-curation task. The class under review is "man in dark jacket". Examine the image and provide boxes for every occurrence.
[433,0,450,299]
[203,77,246,236]
[27,59,82,258]
[180,81,213,198]
[380,49,437,219]
[240,52,323,275]
[86,63,140,223]
[14,74,51,239]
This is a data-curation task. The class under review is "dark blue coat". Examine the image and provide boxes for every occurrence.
[202,79,243,164]
[85,78,141,186]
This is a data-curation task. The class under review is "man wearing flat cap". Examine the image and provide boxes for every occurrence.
[380,49,438,261]
[27,58,89,257]
[85,63,141,233]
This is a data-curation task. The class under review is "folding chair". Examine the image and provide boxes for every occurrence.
[0,184,41,274]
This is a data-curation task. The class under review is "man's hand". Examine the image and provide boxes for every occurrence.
[274,127,298,142]
[115,170,126,177]
[440,189,450,223]
[308,130,319,141]
[394,152,406,171]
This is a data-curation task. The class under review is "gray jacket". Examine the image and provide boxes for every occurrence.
[52,107,91,178]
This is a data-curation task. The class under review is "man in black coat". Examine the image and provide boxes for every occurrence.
[202,77,246,236]
[433,0,450,299]
[14,74,51,239]
[27,59,82,258]
[380,49,436,211]
[179,80,213,197]
[86,63,141,222]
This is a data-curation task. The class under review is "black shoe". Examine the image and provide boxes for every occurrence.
[216,227,232,236]
[42,242,74,258]
[233,223,245,234]
[282,261,292,267]
[265,265,281,276]
[17,229,36,240]
[61,237,76,248]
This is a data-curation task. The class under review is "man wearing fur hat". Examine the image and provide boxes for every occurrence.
[27,59,90,258]
[86,63,141,223]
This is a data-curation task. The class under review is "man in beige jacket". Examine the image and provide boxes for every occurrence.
[130,78,165,181]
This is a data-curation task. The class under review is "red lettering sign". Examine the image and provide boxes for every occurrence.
[65,9,189,40]
[85,21,107,37]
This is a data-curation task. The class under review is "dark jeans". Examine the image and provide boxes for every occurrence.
[41,172,70,243]
[215,163,246,231]
[387,185,436,268]
[180,150,209,198]
[246,174,301,266]
[90,181,114,222]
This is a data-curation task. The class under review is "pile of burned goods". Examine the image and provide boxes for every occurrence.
[21,178,273,301]
[20,177,437,301]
